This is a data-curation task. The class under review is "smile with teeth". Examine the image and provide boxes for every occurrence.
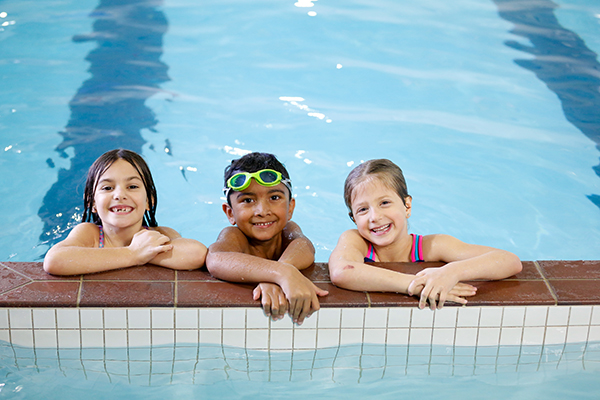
[110,206,133,213]
[253,221,275,228]
[371,224,391,234]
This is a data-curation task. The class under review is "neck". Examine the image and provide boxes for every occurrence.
[371,232,412,262]
[247,233,284,261]
[102,222,145,248]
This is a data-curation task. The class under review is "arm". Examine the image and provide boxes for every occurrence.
[279,221,315,270]
[43,223,173,275]
[328,230,476,307]
[206,226,326,324]
[148,226,207,270]
[408,234,522,309]
[328,230,417,293]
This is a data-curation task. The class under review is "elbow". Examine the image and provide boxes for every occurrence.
[205,251,225,278]
[43,253,66,276]
[509,253,523,276]
[329,265,353,288]
[179,243,208,270]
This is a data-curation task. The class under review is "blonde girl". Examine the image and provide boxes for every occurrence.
[329,159,522,309]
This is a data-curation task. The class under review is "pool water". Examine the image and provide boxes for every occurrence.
[1,0,599,262]
[1,341,599,399]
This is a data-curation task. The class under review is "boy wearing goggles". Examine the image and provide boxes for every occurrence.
[206,152,328,325]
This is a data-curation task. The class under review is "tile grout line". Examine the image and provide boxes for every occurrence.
[533,261,558,306]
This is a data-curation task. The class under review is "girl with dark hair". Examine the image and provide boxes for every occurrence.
[44,149,206,275]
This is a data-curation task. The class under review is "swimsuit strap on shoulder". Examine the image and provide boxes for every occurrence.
[98,225,104,248]
[364,242,376,262]
[410,233,425,262]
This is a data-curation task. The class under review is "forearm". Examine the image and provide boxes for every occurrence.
[150,238,207,270]
[206,251,302,285]
[43,246,137,275]
[442,250,522,281]
[329,259,415,293]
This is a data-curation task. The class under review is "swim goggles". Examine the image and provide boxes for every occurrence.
[224,169,292,197]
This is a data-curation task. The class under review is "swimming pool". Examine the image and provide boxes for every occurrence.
[1,0,599,262]
[1,0,600,396]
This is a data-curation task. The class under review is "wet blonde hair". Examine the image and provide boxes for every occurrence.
[343,159,410,219]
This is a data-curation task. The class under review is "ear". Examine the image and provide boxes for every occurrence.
[222,203,237,225]
[404,196,412,218]
[92,204,97,213]
[287,197,296,221]
[348,212,355,224]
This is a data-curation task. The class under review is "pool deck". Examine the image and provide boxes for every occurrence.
[1,261,599,308]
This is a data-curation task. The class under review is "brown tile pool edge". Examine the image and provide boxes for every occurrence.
[0,261,599,308]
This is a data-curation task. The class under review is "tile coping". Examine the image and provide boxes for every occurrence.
[1,260,599,308]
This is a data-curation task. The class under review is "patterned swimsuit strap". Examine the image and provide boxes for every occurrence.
[98,225,104,248]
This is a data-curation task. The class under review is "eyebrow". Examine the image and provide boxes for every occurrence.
[98,176,143,184]
[234,188,286,198]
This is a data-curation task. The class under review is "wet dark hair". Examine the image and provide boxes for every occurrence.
[82,149,158,227]
[224,152,292,205]
[344,159,410,219]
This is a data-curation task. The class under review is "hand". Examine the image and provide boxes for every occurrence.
[279,266,328,325]
[253,283,288,321]
[407,267,476,310]
[128,230,173,265]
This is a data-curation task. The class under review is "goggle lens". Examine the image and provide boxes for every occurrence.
[258,170,279,184]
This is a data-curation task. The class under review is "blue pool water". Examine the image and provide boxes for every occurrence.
[1,342,599,399]
[1,0,599,263]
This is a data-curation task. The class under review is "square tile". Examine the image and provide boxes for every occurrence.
[341,308,364,328]
[176,309,198,329]
[104,309,128,329]
[80,309,103,329]
[502,307,525,327]
[56,309,80,329]
[433,308,458,328]
[457,307,480,327]
[9,309,32,329]
[569,306,593,326]
[152,309,174,329]
[128,309,151,329]
[32,309,56,329]
[364,308,388,328]
[317,308,341,329]
[388,308,412,328]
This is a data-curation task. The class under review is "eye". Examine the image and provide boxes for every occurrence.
[270,194,282,201]
[241,197,254,204]
[128,184,140,190]
[100,185,113,191]
[381,200,391,206]
[355,207,367,215]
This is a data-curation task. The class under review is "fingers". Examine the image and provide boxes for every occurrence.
[407,275,427,296]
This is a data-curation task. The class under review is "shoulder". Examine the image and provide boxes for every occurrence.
[56,223,100,248]
[337,229,369,250]
[209,226,250,253]
[154,226,181,239]
[422,234,474,261]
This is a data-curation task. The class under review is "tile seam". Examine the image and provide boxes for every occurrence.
[533,260,558,306]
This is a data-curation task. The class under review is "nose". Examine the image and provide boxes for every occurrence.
[112,185,127,200]
[254,198,271,216]
[368,207,380,222]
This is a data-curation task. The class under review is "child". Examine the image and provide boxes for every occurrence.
[329,159,522,310]
[206,152,328,324]
[43,149,207,275]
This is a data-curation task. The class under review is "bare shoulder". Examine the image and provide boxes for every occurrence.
[154,226,182,239]
[425,233,496,262]
[209,226,250,253]
[55,223,100,248]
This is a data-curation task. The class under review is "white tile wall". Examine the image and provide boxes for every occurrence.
[1,306,600,350]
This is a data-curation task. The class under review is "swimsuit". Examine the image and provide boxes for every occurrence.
[99,225,104,248]
[364,233,425,263]
[98,225,148,248]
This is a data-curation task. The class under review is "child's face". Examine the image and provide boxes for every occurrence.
[93,159,148,230]
[224,180,295,243]
[350,177,411,248]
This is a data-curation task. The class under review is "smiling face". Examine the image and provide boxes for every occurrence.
[92,159,149,231]
[224,180,295,243]
[350,176,412,249]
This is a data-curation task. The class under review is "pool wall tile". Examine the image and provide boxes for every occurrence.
[1,261,600,353]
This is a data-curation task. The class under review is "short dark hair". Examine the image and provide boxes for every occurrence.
[224,152,291,205]
[344,159,410,217]
[82,149,158,227]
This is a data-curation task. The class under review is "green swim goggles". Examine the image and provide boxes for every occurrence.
[224,169,292,197]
